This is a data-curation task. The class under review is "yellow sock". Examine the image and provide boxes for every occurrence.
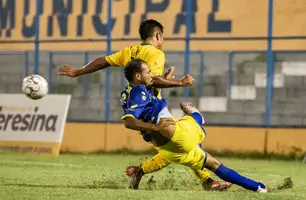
[192,168,212,183]
[141,153,171,174]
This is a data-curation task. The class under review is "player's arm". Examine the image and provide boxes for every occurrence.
[78,57,110,76]
[58,50,124,77]
[121,101,159,132]
[151,74,194,88]
[121,87,162,132]
[147,52,194,88]
[123,117,158,132]
[123,117,175,133]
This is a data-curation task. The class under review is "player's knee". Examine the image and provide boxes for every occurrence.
[204,153,221,171]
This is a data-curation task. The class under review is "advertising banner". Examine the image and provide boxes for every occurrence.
[0,94,71,156]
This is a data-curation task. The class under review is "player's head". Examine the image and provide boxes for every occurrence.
[125,59,153,86]
[139,19,164,49]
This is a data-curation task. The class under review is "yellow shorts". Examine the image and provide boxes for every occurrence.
[154,116,207,170]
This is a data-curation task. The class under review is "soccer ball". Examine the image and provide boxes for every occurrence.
[22,74,48,100]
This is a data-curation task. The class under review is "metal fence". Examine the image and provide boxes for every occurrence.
[1,0,306,127]
[1,50,306,127]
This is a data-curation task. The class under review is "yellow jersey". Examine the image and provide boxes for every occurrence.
[105,43,165,98]
[105,43,165,77]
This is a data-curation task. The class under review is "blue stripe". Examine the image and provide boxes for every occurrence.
[191,112,207,135]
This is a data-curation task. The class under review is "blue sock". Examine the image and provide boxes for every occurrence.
[215,164,264,191]
[191,112,207,135]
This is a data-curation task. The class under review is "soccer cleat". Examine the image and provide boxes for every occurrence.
[180,102,199,115]
[125,165,144,189]
[257,182,268,193]
[180,102,205,124]
[202,178,233,191]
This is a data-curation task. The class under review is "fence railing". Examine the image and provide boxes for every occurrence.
[1,50,306,127]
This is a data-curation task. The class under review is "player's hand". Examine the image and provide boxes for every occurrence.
[156,119,176,132]
[181,74,195,86]
[164,66,175,80]
[58,65,80,77]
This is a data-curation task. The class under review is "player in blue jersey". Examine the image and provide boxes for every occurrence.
[120,59,269,193]
[59,19,231,191]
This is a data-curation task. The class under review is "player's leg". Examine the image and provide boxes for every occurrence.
[193,144,232,191]
[192,168,232,191]
[125,114,208,190]
[180,102,267,192]
[126,153,171,189]
[156,115,232,192]
[180,102,232,190]
[180,102,206,136]
[177,146,231,191]
[126,152,227,191]
[204,152,268,193]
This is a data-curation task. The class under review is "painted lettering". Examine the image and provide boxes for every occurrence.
[173,0,197,34]
[207,0,231,32]
[0,0,15,37]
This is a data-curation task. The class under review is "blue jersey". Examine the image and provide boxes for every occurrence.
[120,85,168,142]
[120,85,167,123]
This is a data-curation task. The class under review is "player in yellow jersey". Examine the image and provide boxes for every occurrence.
[121,59,268,193]
[58,19,231,191]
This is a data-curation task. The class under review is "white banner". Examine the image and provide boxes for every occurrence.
[0,94,71,143]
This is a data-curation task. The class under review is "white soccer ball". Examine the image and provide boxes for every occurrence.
[22,74,48,100]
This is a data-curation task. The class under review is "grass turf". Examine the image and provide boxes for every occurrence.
[0,152,305,200]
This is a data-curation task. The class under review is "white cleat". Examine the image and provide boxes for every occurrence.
[180,102,205,124]
[180,102,200,115]
[257,183,268,193]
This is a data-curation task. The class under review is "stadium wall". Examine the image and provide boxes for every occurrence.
[61,123,306,156]
[1,0,306,51]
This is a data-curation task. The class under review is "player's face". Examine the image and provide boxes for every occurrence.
[139,63,153,86]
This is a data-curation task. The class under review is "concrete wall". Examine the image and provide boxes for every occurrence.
[61,123,306,155]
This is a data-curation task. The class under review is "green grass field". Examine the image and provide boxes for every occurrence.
[0,152,305,200]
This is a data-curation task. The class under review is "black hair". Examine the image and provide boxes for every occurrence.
[139,19,164,41]
[124,59,146,82]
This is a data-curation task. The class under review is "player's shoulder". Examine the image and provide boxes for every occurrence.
[130,85,147,95]
[147,45,164,56]
[118,46,133,53]
[129,85,149,100]
[136,44,164,55]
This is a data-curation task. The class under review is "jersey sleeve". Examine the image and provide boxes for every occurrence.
[121,87,148,120]
[105,48,126,66]
[146,51,165,77]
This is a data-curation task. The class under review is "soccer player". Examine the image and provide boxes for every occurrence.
[58,19,230,191]
[120,59,269,193]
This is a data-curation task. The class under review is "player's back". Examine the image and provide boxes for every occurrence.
[105,44,165,77]
[129,44,161,63]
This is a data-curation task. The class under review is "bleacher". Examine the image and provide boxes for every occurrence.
[1,51,306,125]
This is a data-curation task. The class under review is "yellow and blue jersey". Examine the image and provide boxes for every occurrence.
[120,85,168,142]
[121,85,167,123]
